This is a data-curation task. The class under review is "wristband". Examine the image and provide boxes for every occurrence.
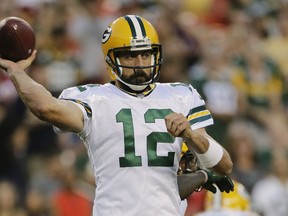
[195,138,223,168]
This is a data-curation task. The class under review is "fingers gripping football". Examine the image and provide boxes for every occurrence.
[0,50,37,72]
[165,113,190,137]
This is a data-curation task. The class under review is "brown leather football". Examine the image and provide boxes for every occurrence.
[0,16,36,62]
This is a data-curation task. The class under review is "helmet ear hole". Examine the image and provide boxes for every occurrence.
[105,56,111,64]
[105,55,118,72]
[105,55,118,80]
[105,56,113,67]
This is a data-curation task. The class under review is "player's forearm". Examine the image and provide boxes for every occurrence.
[8,70,56,120]
[183,129,210,153]
[183,130,233,175]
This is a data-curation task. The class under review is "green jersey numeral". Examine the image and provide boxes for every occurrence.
[117,108,175,167]
[117,109,142,167]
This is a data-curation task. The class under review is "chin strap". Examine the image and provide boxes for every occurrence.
[117,83,156,98]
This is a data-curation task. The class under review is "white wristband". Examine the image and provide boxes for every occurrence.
[195,138,224,168]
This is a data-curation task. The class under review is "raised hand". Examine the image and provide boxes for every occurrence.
[0,50,37,73]
[164,112,191,138]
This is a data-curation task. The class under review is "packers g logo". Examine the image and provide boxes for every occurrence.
[102,26,112,44]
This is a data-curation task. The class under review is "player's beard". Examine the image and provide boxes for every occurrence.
[124,69,151,85]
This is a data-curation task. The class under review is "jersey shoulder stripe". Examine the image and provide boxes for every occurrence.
[187,105,212,125]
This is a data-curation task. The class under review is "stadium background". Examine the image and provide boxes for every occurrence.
[0,0,287,215]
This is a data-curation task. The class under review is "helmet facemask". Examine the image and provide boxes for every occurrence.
[106,44,162,91]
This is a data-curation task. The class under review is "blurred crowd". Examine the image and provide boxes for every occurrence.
[0,0,288,215]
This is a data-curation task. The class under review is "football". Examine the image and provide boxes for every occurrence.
[0,16,36,62]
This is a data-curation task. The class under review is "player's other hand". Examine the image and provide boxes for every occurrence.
[198,169,234,194]
[0,49,37,72]
[164,112,191,137]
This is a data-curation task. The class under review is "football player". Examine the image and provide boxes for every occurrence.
[0,15,233,216]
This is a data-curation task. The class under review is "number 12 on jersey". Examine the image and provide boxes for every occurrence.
[116,108,176,168]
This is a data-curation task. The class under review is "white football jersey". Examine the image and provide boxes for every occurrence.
[55,82,213,216]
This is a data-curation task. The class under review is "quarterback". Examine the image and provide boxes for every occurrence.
[0,15,233,216]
